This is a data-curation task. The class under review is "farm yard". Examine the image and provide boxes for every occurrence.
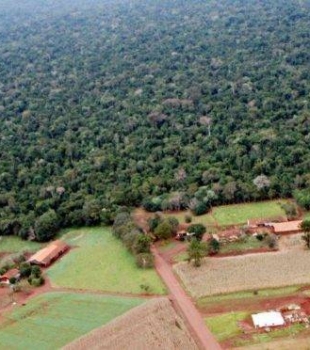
[48,227,166,295]
[65,297,198,350]
[174,250,310,299]
[0,292,145,350]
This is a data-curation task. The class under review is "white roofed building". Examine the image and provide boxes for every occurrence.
[252,311,285,328]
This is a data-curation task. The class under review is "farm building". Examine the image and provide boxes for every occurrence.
[0,268,20,284]
[28,240,69,267]
[271,220,302,234]
[252,311,285,328]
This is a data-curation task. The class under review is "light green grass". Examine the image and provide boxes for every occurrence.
[174,251,188,263]
[304,212,310,220]
[220,236,266,254]
[212,200,287,225]
[205,312,249,341]
[162,210,217,226]
[0,291,144,350]
[158,240,177,252]
[0,236,45,254]
[48,227,166,294]
[197,286,301,307]
[235,324,305,346]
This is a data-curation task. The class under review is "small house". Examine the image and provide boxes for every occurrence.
[0,268,20,284]
[271,220,302,234]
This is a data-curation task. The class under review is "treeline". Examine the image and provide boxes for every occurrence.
[0,0,310,241]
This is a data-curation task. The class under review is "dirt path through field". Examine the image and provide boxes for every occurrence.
[152,246,222,350]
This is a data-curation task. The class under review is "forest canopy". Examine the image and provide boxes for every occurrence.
[0,0,309,240]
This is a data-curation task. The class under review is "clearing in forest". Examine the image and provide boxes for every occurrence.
[0,292,145,350]
[48,227,166,295]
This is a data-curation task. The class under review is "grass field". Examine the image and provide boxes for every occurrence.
[211,200,287,225]
[48,227,166,295]
[0,292,145,350]
[205,311,248,341]
[220,236,267,254]
[161,200,286,227]
[0,236,45,254]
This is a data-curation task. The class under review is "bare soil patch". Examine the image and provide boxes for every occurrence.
[63,297,198,350]
[174,250,310,299]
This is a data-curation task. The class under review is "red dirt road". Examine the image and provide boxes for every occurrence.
[152,246,222,350]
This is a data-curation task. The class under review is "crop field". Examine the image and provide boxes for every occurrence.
[0,236,45,254]
[211,200,287,226]
[0,292,145,350]
[65,297,198,350]
[174,250,310,299]
[48,228,166,295]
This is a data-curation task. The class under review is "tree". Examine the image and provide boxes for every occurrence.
[187,238,207,267]
[187,223,206,241]
[208,238,220,255]
[301,220,310,249]
[34,210,59,242]
[154,221,173,240]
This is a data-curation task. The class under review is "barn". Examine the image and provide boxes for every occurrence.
[271,220,302,234]
[252,311,285,328]
[0,268,20,284]
[28,240,69,267]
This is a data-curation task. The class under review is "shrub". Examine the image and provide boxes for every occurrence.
[266,234,278,249]
[30,276,45,287]
[209,238,220,255]
[185,214,192,223]
[154,221,173,240]
[19,262,32,278]
[187,224,206,241]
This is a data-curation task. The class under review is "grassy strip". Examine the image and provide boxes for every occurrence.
[197,286,301,307]
[205,311,249,341]
[220,236,267,254]
[0,236,45,254]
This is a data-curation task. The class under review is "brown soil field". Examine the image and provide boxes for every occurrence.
[232,335,310,350]
[63,297,198,350]
[174,250,310,299]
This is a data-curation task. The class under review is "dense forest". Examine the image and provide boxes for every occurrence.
[0,0,310,240]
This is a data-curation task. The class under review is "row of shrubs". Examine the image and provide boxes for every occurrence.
[112,211,154,268]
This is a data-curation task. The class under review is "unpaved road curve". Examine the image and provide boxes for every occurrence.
[152,246,222,350]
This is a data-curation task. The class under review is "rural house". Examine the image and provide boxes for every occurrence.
[271,220,302,234]
[0,268,20,284]
[252,311,285,329]
[28,240,69,267]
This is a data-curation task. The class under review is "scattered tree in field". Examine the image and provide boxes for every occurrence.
[208,238,220,255]
[301,220,310,249]
[187,224,206,241]
[187,238,207,267]
[135,253,154,268]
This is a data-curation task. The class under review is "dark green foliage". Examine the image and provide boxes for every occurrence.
[187,238,208,267]
[294,190,310,210]
[9,277,17,285]
[301,220,310,249]
[154,221,173,240]
[187,224,207,241]
[0,0,310,235]
[208,238,220,255]
[34,210,59,242]
[19,263,32,278]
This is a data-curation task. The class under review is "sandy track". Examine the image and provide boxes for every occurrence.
[152,246,222,350]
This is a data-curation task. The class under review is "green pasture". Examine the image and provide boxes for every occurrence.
[0,236,45,254]
[211,200,287,225]
[48,227,166,295]
[0,292,144,350]
[205,311,249,341]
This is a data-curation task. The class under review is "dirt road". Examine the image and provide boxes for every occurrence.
[152,246,222,350]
